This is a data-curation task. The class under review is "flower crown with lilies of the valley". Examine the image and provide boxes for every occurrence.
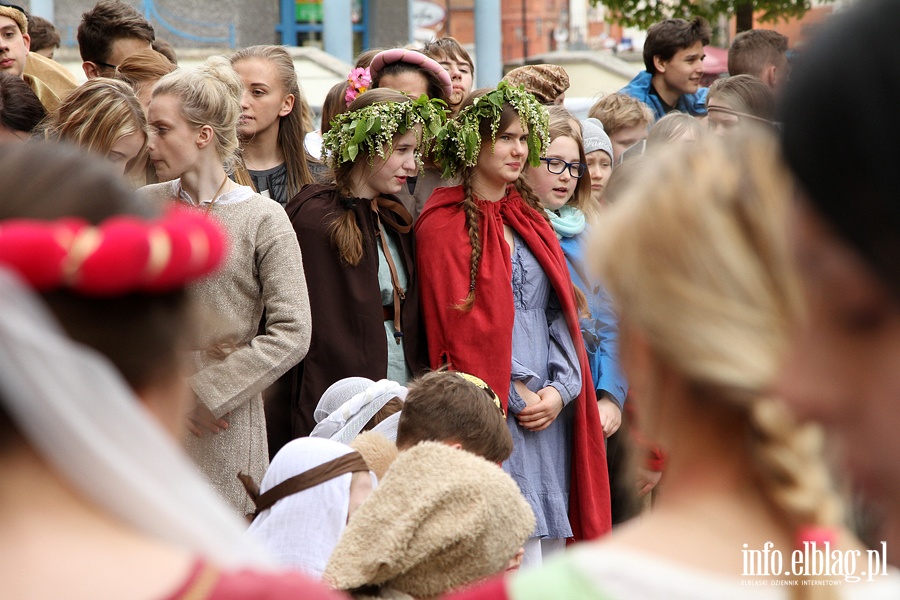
[433,80,550,179]
[322,95,449,171]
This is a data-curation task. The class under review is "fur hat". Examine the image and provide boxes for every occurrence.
[324,442,535,598]
[350,431,399,480]
[0,3,27,34]
[581,118,613,160]
[503,64,570,104]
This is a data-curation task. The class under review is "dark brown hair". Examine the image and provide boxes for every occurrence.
[728,29,788,79]
[320,80,349,136]
[372,60,449,103]
[26,14,61,53]
[0,142,192,394]
[643,17,711,74]
[363,397,403,432]
[396,371,513,463]
[77,0,155,66]
[0,72,45,134]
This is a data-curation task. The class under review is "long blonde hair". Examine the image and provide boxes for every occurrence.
[42,77,148,177]
[593,130,842,595]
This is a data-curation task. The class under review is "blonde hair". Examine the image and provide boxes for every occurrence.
[646,112,703,147]
[152,56,242,173]
[589,93,653,135]
[42,77,148,177]
[593,131,842,595]
[545,105,592,214]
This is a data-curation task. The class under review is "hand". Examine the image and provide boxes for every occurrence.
[187,402,229,438]
[516,386,564,432]
[636,468,662,497]
[597,394,622,438]
[513,380,541,407]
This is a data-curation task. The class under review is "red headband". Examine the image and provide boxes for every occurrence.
[0,206,227,296]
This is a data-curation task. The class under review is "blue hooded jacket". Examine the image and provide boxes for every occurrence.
[620,70,708,122]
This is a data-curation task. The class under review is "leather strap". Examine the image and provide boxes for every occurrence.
[371,197,412,344]
[238,452,369,516]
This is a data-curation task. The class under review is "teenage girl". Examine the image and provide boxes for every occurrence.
[140,57,312,515]
[284,88,445,437]
[231,45,321,207]
[416,82,611,566]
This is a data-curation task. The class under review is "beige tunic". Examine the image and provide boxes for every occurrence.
[139,182,311,514]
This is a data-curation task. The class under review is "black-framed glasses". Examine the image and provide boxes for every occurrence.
[541,157,586,178]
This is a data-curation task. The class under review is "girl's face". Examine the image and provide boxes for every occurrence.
[585,149,613,202]
[530,135,580,211]
[475,119,529,192]
[233,57,294,140]
[107,131,146,177]
[147,93,202,181]
[354,128,419,199]
[707,96,741,137]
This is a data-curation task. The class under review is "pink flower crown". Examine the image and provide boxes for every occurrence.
[345,67,372,107]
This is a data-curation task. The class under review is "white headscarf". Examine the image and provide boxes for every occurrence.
[310,378,407,444]
[245,437,377,578]
[0,269,268,568]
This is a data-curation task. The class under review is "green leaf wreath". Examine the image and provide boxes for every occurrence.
[433,80,550,179]
[322,95,449,172]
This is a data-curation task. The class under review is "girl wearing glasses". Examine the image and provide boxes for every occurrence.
[529,107,627,443]
[416,83,611,566]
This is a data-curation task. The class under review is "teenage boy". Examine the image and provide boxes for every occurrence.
[728,29,789,92]
[620,17,711,121]
[78,0,154,79]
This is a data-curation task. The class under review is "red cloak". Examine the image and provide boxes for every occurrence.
[415,185,612,541]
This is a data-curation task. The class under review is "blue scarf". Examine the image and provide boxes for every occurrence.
[545,205,586,239]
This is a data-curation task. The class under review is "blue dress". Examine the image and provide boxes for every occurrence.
[505,233,582,539]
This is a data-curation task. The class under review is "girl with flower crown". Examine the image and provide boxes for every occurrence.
[139,57,312,516]
[416,82,611,566]
[284,88,447,437]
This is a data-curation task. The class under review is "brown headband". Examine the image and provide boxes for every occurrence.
[238,451,370,517]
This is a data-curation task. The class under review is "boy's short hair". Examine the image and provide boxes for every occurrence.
[643,17,712,74]
[422,36,474,73]
[27,15,61,53]
[77,0,155,64]
[589,93,653,135]
[396,371,512,463]
[728,29,788,79]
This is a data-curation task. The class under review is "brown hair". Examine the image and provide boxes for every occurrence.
[455,89,548,311]
[0,72,45,134]
[647,112,704,146]
[77,0,155,66]
[320,80,349,136]
[643,17,711,74]
[230,45,317,201]
[151,38,177,65]
[708,74,777,122]
[362,397,403,432]
[421,37,474,74]
[115,49,176,89]
[396,371,513,463]
[354,48,383,69]
[26,14,60,53]
[728,29,788,79]
[0,142,192,394]
[588,93,653,136]
[328,88,414,266]
[372,59,449,103]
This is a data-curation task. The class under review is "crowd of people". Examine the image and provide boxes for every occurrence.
[1,0,900,598]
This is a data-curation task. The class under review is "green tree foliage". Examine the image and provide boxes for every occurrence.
[590,0,830,33]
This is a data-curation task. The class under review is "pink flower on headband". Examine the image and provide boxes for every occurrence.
[345,67,372,106]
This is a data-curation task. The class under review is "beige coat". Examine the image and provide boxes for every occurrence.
[140,183,311,514]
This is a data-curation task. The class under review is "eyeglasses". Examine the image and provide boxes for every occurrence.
[541,157,586,178]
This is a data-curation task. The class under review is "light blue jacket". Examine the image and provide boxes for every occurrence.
[559,233,628,409]
[620,70,708,122]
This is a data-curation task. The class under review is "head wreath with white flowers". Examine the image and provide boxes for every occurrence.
[434,80,550,179]
[322,94,448,171]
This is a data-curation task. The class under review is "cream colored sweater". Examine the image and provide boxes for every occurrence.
[139,182,311,515]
